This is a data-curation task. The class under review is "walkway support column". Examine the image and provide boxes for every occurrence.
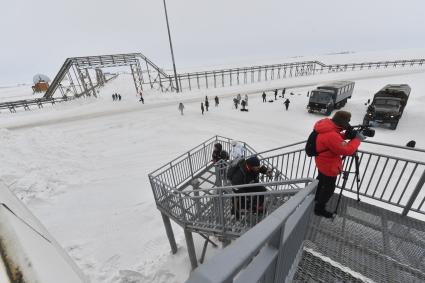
[184,229,198,270]
[161,212,177,254]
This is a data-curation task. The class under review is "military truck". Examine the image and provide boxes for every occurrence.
[307,81,355,116]
[363,84,410,130]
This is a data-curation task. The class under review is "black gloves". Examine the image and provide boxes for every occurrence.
[345,128,358,140]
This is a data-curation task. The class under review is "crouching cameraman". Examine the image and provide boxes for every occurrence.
[312,111,366,218]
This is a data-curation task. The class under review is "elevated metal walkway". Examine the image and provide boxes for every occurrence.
[149,136,425,282]
[4,53,425,113]
[45,53,175,99]
[48,55,425,98]
[0,96,74,113]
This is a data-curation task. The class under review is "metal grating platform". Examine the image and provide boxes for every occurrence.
[294,249,366,283]
[302,194,425,283]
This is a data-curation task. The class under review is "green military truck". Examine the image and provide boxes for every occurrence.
[363,84,410,130]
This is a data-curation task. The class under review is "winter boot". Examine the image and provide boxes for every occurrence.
[314,203,334,218]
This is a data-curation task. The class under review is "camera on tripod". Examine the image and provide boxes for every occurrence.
[347,124,375,138]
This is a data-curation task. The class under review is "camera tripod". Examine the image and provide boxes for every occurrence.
[333,151,361,216]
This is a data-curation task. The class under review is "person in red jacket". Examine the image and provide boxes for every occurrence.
[313,111,365,218]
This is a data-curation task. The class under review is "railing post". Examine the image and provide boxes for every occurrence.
[170,162,177,187]
[192,178,201,216]
[161,212,178,254]
[219,188,226,233]
[402,170,425,216]
[203,143,209,169]
[188,152,194,178]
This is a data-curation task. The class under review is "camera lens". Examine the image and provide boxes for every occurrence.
[362,128,375,137]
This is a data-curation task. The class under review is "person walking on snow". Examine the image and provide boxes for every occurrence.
[237,93,242,103]
[284,98,290,110]
[244,94,249,106]
[215,96,219,107]
[241,99,247,111]
[178,102,184,115]
[205,99,209,111]
[201,102,205,115]
[262,92,266,103]
[139,91,144,103]
[282,88,286,98]
[274,89,278,100]
[233,98,239,109]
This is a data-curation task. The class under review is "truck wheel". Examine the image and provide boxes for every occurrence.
[342,99,347,107]
[325,105,333,116]
[390,121,398,130]
[308,109,313,113]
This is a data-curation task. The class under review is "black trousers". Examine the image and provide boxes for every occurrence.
[315,171,337,210]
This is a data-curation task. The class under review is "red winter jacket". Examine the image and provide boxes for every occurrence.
[314,118,361,177]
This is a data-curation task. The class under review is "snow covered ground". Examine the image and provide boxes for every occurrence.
[1,51,425,282]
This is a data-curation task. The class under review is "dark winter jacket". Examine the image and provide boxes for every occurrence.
[228,159,268,187]
[314,118,360,177]
[212,143,229,163]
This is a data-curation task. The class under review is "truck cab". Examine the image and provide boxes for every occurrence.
[307,89,334,115]
[363,84,410,130]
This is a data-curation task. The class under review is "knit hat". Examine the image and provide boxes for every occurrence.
[214,143,222,151]
[246,156,260,167]
[332,111,351,128]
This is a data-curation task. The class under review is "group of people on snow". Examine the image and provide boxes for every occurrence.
[262,88,290,110]
[232,93,249,111]
[201,96,220,114]
[112,93,122,101]
[179,88,296,115]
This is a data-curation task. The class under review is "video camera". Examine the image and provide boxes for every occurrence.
[348,124,375,138]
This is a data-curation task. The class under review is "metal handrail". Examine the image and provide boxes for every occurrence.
[247,140,425,216]
[185,179,317,283]
[150,137,425,223]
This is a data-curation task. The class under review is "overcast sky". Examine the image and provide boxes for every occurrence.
[1,0,424,85]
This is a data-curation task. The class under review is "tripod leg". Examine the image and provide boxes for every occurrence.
[333,155,355,216]
[355,153,361,202]
[333,173,348,215]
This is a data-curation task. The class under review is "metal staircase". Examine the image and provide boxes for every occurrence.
[149,136,425,282]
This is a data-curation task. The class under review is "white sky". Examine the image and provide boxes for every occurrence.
[1,0,425,85]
